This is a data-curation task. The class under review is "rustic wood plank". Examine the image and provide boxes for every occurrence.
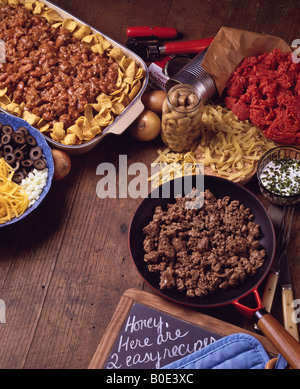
[0,0,299,369]
[21,134,149,368]
[0,172,80,368]
[88,291,135,369]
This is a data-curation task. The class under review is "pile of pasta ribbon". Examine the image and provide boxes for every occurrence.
[0,158,29,224]
[150,105,276,187]
[195,105,276,180]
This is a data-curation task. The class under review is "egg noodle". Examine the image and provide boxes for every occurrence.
[150,104,276,187]
[0,158,29,224]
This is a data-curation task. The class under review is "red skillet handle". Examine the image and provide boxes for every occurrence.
[232,287,263,319]
[234,289,300,369]
[255,309,300,369]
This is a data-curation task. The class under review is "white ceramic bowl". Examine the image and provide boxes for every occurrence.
[257,146,300,206]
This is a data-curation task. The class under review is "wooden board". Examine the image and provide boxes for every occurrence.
[88,288,279,369]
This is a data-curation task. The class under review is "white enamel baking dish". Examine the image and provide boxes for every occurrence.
[34,0,149,154]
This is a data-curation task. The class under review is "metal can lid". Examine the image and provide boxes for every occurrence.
[163,55,192,78]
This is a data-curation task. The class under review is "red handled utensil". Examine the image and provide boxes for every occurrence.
[127,26,178,39]
[161,37,214,55]
[231,282,300,369]
[126,37,214,61]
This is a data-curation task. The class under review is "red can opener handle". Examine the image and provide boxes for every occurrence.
[127,26,178,39]
[162,37,214,55]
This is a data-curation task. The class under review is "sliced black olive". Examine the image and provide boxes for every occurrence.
[21,167,29,178]
[3,144,13,155]
[19,143,29,152]
[4,152,16,165]
[2,125,13,135]
[12,133,26,145]
[1,134,11,145]
[14,148,25,161]
[21,159,33,168]
[29,146,42,160]
[12,172,24,184]
[34,159,46,170]
[12,160,20,171]
[26,135,37,147]
[15,126,29,136]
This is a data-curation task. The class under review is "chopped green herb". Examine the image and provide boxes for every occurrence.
[260,158,300,196]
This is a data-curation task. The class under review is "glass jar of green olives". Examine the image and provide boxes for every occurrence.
[161,84,203,152]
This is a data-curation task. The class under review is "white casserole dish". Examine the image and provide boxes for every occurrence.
[27,0,149,154]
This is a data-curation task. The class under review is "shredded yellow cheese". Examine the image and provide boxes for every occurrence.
[150,104,276,187]
[0,158,29,224]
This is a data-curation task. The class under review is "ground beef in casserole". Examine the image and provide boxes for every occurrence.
[143,189,266,298]
[0,5,119,129]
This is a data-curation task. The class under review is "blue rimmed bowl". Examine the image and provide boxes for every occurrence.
[0,112,54,227]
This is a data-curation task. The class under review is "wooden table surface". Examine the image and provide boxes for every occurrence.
[0,0,299,369]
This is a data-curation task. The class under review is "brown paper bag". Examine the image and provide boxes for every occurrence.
[201,26,292,96]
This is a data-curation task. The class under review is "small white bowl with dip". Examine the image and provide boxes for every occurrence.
[257,146,300,206]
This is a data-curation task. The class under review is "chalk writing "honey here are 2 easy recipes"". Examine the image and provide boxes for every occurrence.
[104,303,219,369]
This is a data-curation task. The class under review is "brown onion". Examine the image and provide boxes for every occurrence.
[129,110,161,142]
[51,149,71,181]
[141,90,167,114]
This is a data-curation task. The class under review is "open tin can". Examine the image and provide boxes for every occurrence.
[166,49,217,103]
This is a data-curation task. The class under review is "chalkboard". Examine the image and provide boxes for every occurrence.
[104,302,222,369]
[88,288,278,369]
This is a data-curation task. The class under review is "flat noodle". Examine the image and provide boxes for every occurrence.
[196,105,276,180]
[150,104,276,187]
[0,0,145,145]
[0,158,29,224]
[149,148,204,189]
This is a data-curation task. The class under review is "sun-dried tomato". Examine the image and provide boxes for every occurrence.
[224,49,300,145]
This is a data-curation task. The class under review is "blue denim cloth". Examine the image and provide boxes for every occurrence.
[161,333,287,369]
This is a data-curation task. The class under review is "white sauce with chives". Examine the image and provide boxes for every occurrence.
[260,158,300,196]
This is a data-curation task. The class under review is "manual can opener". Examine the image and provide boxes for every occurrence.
[126,36,214,61]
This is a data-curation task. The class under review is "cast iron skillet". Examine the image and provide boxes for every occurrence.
[129,175,275,313]
[129,175,300,368]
